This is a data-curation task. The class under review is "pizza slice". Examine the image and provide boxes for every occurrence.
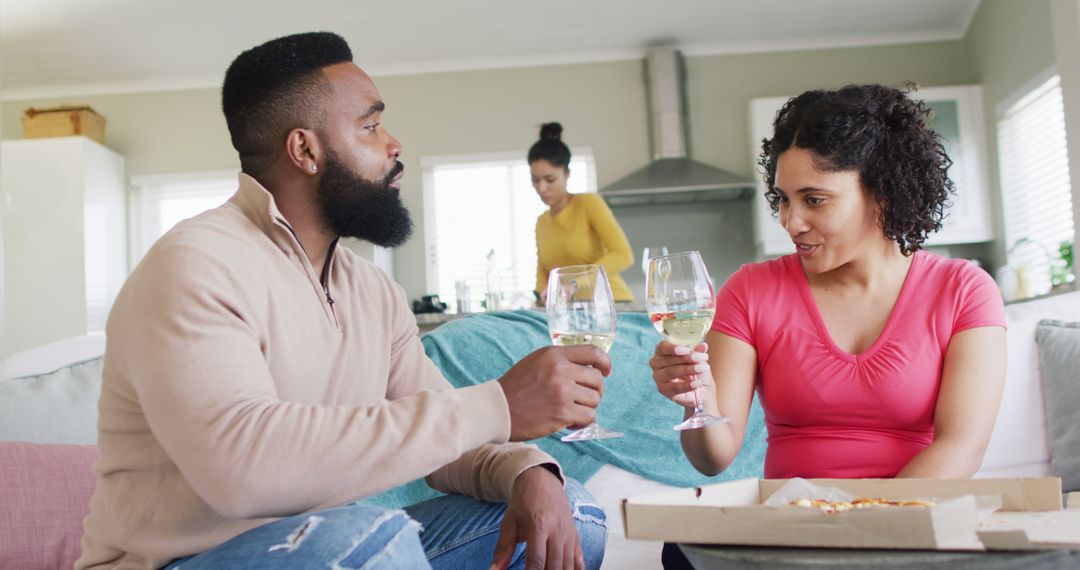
[789,497,936,513]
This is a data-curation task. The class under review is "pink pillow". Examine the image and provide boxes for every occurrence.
[0,442,98,570]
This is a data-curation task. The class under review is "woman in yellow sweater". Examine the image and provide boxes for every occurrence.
[529,122,635,303]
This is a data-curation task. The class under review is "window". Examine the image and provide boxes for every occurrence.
[130,170,236,265]
[997,72,1075,298]
[422,150,597,312]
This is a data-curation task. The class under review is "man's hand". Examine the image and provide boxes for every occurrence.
[498,346,609,441]
[491,466,582,570]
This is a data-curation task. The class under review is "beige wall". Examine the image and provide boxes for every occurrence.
[964,0,1058,269]
[368,42,975,297]
[619,41,976,295]
[2,61,651,300]
[2,41,976,300]
[685,41,976,182]
[367,60,650,299]
[3,89,238,176]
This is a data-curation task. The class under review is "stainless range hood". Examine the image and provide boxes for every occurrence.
[601,48,754,206]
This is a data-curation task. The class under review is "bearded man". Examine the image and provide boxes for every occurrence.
[77,32,608,570]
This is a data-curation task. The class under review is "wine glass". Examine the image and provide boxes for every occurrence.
[546,264,623,442]
[641,246,669,279]
[645,251,729,430]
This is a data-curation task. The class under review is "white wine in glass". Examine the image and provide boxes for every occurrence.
[645,251,730,431]
[551,332,616,353]
[547,264,623,442]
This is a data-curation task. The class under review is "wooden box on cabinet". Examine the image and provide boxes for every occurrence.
[21,106,107,145]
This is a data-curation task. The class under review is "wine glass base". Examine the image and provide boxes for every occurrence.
[673,413,730,431]
[561,424,624,442]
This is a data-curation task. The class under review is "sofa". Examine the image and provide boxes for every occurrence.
[2,290,1079,569]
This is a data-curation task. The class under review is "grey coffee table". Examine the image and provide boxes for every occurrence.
[678,544,1080,569]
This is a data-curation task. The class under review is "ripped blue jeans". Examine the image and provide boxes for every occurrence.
[163,479,607,569]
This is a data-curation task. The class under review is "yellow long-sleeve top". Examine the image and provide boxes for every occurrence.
[535,192,634,302]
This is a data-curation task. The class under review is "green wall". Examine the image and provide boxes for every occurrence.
[964,0,1058,268]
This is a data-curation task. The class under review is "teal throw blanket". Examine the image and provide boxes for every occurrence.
[364,310,766,508]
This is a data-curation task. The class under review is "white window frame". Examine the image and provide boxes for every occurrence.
[128,170,237,267]
[996,66,1075,297]
[421,148,598,310]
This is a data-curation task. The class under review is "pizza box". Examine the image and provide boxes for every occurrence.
[622,477,1080,551]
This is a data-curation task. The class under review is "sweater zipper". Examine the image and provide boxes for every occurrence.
[276,218,340,329]
[320,240,339,327]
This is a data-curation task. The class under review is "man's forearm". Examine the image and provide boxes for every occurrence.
[426,442,562,503]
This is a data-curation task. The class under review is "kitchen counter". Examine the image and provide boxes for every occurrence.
[414,311,469,333]
[414,302,647,333]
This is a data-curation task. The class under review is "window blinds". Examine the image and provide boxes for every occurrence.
[427,156,595,311]
[997,74,1074,296]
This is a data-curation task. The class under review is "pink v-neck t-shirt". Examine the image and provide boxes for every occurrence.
[711,251,1005,479]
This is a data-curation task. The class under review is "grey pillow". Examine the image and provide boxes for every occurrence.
[1037,319,1080,492]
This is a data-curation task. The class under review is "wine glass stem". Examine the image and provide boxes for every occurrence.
[691,385,704,415]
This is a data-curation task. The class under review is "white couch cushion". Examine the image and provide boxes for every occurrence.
[977,290,1080,477]
[0,335,105,380]
[0,336,105,445]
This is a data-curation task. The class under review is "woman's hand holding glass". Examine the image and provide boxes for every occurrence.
[645,250,729,430]
[650,341,713,407]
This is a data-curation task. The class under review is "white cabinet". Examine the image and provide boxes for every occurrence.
[748,96,799,257]
[748,86,994,257]
[1,137,126,356]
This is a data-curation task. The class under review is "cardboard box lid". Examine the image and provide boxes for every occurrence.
[977,495,1080,550]
[622,477,1075,551]
[759,478,1063,511]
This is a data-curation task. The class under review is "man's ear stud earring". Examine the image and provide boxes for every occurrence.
[311,164,317,172]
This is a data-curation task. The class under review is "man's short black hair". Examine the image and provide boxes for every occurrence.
[222,32,353,176]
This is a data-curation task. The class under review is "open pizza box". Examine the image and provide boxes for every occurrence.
[622,477,1080,551]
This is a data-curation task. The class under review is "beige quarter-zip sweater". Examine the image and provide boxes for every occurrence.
[77,174,559,569]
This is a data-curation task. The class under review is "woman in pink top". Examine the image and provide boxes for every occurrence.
[649,84,1007,483]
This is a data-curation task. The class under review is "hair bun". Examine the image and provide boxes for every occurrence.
[539,122,563,141]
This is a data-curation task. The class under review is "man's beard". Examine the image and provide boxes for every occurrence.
[316,151,413,248]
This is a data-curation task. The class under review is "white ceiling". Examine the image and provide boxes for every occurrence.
[1,0,981,100]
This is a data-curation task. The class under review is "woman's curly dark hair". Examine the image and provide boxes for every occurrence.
[758,83,954,255]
